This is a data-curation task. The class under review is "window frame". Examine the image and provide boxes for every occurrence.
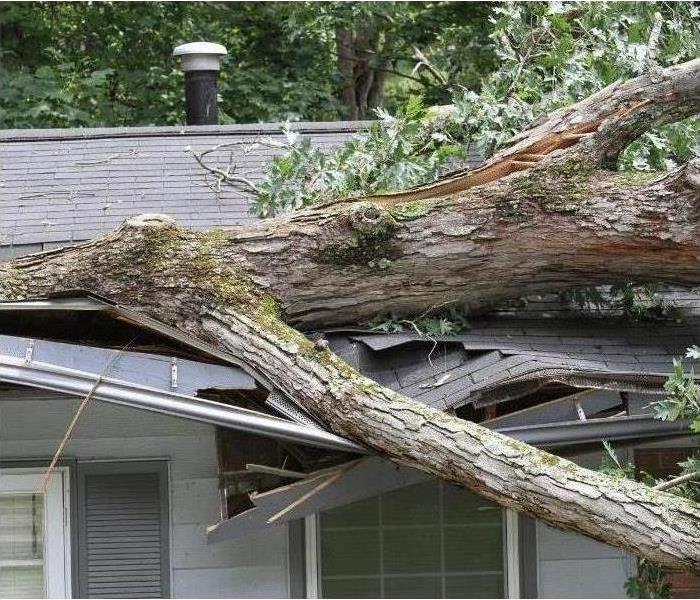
[304,488,521,599]
[0,466,72,599]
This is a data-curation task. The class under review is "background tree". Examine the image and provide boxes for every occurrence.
[0,1,495,127]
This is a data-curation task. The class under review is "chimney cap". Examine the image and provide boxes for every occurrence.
[173,42,227,72]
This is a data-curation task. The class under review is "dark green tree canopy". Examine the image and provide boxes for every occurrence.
[0,1,494,127]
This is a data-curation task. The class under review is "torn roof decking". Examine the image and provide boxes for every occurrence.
[0,293,260,368]
[1,293,698,415]
[0,333,256,396]
[326,315,700,410]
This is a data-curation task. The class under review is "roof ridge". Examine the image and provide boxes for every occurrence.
[0,120,374,143]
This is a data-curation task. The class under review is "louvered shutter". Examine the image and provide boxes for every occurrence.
[78,463,169,598]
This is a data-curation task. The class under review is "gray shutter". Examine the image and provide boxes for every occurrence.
[78,463,169,598]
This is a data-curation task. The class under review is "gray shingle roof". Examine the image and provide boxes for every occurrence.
[325,316,700,410]
[0,121,373,255]
[3,120,699,390]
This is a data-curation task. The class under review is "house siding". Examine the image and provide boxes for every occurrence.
[0,391,289,598]
[536,522,633,599]
[534,449,634,599]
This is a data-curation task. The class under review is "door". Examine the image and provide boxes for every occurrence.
[0,467,71,598]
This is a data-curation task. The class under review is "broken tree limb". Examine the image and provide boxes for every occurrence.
[2,58,700,571]
[653,471,700,492]
[327,57,700,206]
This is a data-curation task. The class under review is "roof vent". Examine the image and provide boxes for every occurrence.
[173,42,227,126]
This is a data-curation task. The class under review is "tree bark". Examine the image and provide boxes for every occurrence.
[335,25,391,120]
[2,59,700,571]
[335,28,359,120]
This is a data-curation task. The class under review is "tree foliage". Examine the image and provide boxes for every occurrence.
[0,1,495,128]
[255,1,700,215]
[652,347,700,434]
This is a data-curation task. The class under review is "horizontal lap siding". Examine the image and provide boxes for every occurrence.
[83,473,164,598]
[1,395,290,598]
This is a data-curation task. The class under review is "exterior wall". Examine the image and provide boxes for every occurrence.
[535,522,633,599]
[0,390,289,598]
[534,449,634,599]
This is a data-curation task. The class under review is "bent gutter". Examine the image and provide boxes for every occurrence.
[497,414,689,447]
[0,355,364,454]
[0,355,686,455]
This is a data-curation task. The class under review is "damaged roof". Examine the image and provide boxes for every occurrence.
[3,291,698,416]
[2,121,699,414]
[326,315,700,410]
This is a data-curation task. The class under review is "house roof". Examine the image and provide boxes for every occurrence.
[0,121,373,255]
[1,118,698,409]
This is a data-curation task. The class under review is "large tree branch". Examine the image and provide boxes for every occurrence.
[333,57,700,207]
[225,160,699,327]
[1,216,698,571]
[2,59,700,571]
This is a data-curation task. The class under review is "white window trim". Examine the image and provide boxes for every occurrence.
[505,509,520,599]
[305,514,320,599]
[0,466,72,599]
[306,504,521,599]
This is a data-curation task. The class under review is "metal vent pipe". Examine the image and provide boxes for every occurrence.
[173,42,227,125]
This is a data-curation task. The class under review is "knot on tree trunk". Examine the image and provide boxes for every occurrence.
[349,202,392,231]
[316,203,399,269]
[121,213,179,231]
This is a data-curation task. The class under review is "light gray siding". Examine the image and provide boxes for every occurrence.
[0,390,289,598]
[536,523,633,599]
[534,449,634,599]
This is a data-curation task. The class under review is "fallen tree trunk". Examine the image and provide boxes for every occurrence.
[1,59,699,571]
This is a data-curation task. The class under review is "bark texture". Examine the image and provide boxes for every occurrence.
[2,60,700,571]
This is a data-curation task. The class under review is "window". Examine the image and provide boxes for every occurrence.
[0,467,71,599]
[315,480,506,599]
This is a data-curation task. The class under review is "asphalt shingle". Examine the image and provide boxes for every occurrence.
[327,315,700,409]
[0,122,375,251]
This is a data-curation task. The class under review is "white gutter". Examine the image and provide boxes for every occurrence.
[0,355,365,454]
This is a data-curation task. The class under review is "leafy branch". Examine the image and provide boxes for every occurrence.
[650,346,700,433]
[559,284,684,322]
[601,347,699,598]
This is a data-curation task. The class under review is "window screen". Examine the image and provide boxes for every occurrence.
[319,480,504,599]
[0,494,45,598]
